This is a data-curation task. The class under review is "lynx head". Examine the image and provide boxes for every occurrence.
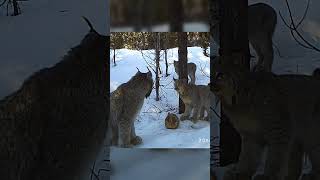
[78,16,108,68]
[173,77,188,95]
[211,56,249,105]
[132,68,153,98]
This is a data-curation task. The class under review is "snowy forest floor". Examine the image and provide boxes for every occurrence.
[110,47,210,148]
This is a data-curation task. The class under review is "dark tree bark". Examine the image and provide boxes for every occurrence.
[177,32,188,113]
[209,0,249,167]
[165,47,169,77]
[155,33,161,101]
[12,0,20,16]
[168,0,183,32]
[113,49,116,66]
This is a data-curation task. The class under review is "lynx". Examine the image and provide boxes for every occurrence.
[211,3,277,72]
[0,17,109,180]
[173,78,210,123]
[212,59,320,180]
[173,60,197,84]
[109,69,153,148]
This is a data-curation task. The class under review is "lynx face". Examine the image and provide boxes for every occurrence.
[132,70,154,98]
[212,72,237,99]
[173,78,188,96]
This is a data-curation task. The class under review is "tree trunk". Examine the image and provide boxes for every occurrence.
[155,33,161,101]
[165,49,169,76]
[12,0,19,16]
[177,32,188,114]
[169,0,183,32]
[213,0,249,167]
[164,33,169,77]
[113,49,116,66]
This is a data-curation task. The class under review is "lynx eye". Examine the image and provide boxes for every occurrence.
[216,72,224,80]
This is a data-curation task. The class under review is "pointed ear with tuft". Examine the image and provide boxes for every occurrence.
[136,67,141,73]
[147,71,152,78]
[82,16,98,34]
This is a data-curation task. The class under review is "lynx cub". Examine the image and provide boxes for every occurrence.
[173,61,197,84]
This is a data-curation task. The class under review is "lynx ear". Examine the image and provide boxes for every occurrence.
[136,67,142,75]
[147,71,152,78]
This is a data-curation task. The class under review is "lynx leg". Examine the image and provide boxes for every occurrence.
[284,143,303,180]
[111,124,119,146]
[191,105,200,123]
[180,104,192,121]
[199,106,205,120]
[308,144,320,180]
[118,118,132,148]
[130,121,142,146]
[189,72,196,84]
[224,138,264,180]
[263,136,289,180]
[260,36,274,72]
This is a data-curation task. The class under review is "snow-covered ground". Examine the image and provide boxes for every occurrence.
[111,22,209,32]
[110,46,210,148]
[110,147,210,180]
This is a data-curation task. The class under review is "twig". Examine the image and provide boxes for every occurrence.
[279,0,320,52]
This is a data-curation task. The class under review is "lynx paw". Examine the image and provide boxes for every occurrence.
[191,117,198,124]
[253,174,268,180]
[120,144,133,148]
[180,115,188,121]
[252,64,265,72]
[223,171,237,180]
[131,136,143,145]
[300,173,314,180]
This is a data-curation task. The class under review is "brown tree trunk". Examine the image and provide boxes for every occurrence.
[12,0,19,16]
[113,49,116,66]
[169,0,183,32]
[164,33,169,77]
[213,0,249,167]
[155,33,161,101]
[177,32,188,114]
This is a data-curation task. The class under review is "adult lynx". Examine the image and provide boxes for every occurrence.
[173,78,210,123]
[211,3,277,72]
[173,61,197,84]
[109,69,153,148]
[0,17,108,180]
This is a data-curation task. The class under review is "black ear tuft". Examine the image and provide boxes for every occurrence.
[82,16,98,34]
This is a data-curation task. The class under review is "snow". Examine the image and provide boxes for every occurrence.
[110,147,210,180]
[110,46,211,148]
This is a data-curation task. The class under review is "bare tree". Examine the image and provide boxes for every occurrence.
[177,32,188,113]
[210,0,249,167]
[12,0,19,16]
[164,33,169,77]
[155,33,161,101]
[169,0,184,31]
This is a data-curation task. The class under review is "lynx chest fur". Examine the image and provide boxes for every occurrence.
[109,70,153,148]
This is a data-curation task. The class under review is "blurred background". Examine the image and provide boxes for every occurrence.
[110,0,209,32]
